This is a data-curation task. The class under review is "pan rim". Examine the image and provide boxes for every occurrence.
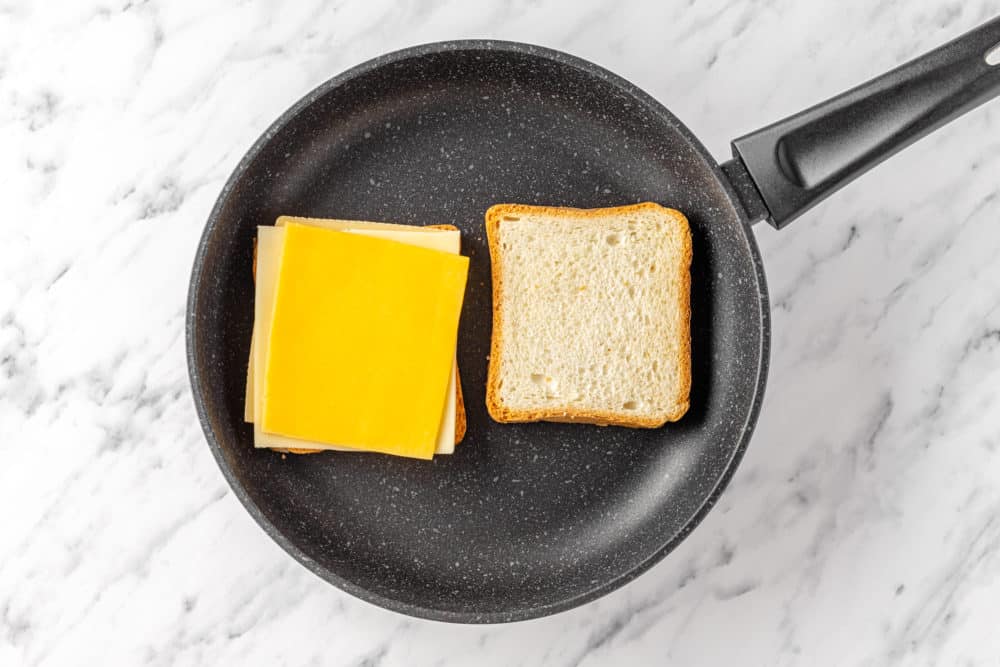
[186,39,771,623]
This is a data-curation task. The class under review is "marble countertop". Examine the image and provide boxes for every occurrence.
[4,1,1000,665]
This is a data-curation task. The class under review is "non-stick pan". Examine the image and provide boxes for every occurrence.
[188,20,1000,622]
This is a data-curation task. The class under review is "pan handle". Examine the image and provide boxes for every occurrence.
[723,16,1000,229]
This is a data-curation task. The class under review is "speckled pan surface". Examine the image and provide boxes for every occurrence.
[187,41,769,623]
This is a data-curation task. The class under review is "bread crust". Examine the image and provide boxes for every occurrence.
[454,367,467,443]
[484,202,691,428]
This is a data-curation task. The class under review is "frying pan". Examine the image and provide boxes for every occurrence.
[188,19,1000,622]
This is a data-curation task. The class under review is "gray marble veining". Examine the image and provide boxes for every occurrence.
[2,0,1000,665]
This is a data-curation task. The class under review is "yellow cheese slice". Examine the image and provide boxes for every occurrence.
[260,223,468,460]
[251,228,320,452]
[245,223,462,454]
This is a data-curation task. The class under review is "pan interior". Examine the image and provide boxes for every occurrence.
[189,44,766,621]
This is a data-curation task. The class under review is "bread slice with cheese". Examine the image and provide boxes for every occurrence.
[245,219,466,455]
[485,202,691,427]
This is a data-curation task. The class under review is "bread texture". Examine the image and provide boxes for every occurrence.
[485,202,691,428]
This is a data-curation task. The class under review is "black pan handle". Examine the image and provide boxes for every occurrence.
[722,17,1000,229]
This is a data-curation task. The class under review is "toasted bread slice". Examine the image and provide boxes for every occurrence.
[485,203,691,427]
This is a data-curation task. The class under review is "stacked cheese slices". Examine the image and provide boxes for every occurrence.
[244,216,469,460]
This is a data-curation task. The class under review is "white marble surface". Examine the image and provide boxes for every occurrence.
[3,0,1000,664]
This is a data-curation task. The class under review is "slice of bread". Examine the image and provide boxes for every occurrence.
[485,202,691,428]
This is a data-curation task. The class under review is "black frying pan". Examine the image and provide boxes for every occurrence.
[188,20,1000,622]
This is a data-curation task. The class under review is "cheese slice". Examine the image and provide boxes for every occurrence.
[252,227,286,450]
[260,222,468,460]
[244,328,256,423]
[245,222,463,454]
[276,215,454,233]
